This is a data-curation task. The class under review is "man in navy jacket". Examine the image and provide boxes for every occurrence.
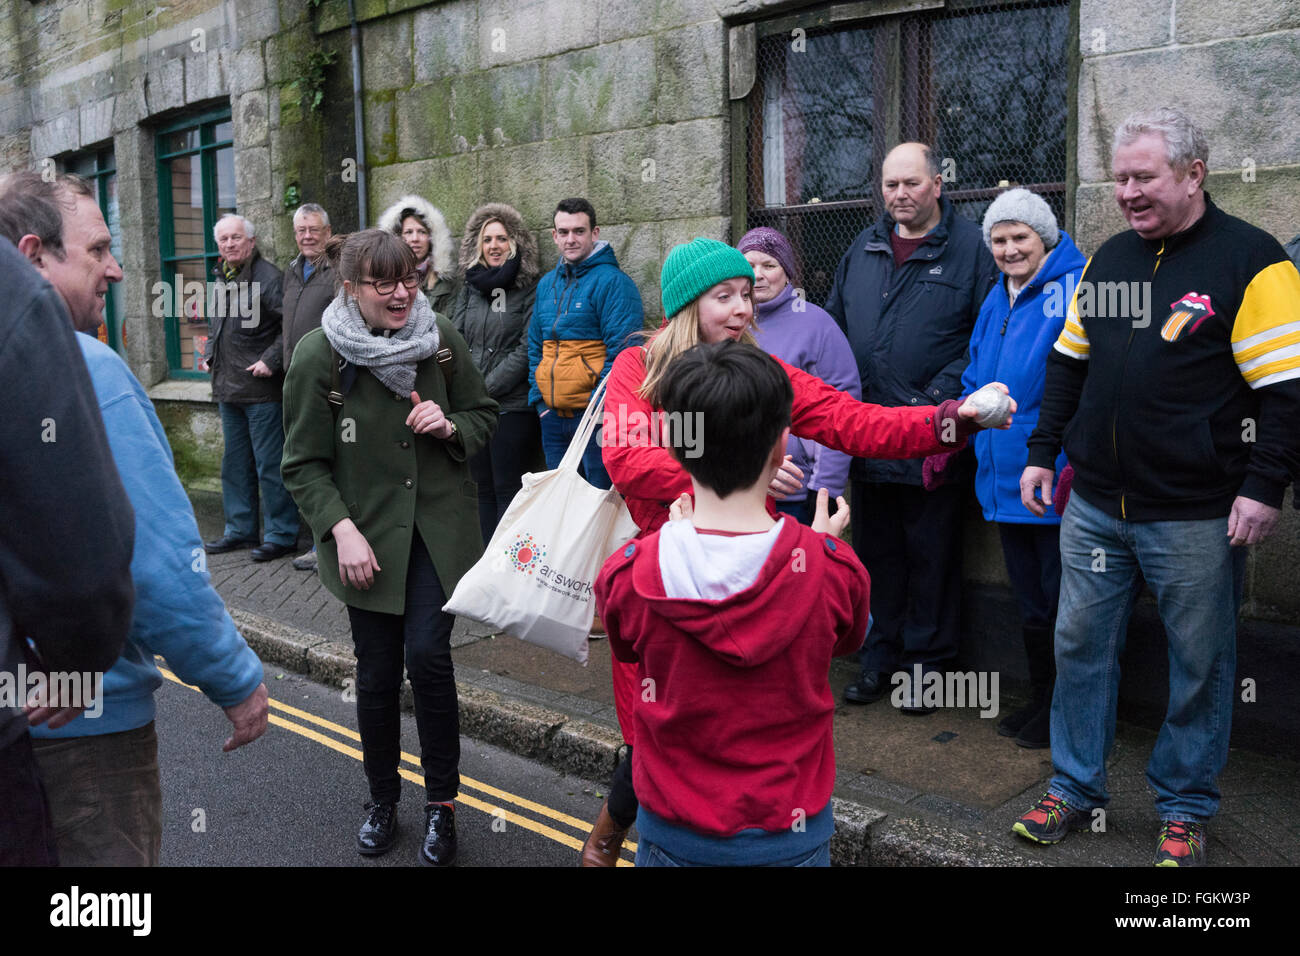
[826,143,997,711]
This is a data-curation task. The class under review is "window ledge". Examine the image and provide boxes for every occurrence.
[148,379,213,403]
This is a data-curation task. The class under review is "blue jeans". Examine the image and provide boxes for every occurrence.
[538,406,611,489]
[635,837,831,867]
[1047,491,1245,822]
[218,401,299,545]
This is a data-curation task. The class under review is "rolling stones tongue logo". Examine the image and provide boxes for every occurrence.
[1160,292,1215,342]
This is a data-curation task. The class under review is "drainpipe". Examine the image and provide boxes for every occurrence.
[348,0,368,226]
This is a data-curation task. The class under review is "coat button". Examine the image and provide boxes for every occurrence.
[825,539,837,551]
[400,440,410,449]
[910,397,918,404]
[624,543,636,557]
[403,478,413,489]
[394,393,403,401]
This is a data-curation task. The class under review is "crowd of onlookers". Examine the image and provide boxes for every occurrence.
[3,104,1299,868]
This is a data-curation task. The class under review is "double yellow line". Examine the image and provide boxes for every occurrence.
[159,667,635,866]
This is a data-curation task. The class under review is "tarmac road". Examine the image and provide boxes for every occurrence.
[153,664,634,867]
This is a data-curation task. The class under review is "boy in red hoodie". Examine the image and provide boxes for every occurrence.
[595,341,870,866]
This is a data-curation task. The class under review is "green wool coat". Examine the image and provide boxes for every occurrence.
[281,319,499,614]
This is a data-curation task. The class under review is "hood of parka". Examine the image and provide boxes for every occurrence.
[457,202,540,287]
[375,194,455,279]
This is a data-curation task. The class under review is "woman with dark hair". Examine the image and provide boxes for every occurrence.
[376,195,458,314]
[281,229,497,866]
[451,203,545,543]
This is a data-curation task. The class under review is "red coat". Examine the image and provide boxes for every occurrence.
[599,344,954,743]
[595,518,870,836]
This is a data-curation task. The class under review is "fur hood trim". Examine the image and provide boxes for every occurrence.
[376,194,454,279]
[457,203,539,285]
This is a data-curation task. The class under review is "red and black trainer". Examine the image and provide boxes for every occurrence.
[1154,820,1206,867]
[1011,791,1091,845]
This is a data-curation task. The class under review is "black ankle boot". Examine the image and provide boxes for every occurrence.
[357,801,398,856]
[421,803,457,866]
[1015,697,1052,749]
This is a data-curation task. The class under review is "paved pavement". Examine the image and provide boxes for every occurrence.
[194,492,1300,866]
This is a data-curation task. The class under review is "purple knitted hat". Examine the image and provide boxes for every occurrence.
[737,227,798,286]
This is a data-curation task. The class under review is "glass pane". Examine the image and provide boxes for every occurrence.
[163,128,200,155]
[930,5,1069,195]
[65,153,96,177]
[214,145,235,214]
[168,155,207,257]
[757,27,875,207]
[213,120,233,143]
[163,257,213,372]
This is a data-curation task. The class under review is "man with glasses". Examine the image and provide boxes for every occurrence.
[204,213,299,562]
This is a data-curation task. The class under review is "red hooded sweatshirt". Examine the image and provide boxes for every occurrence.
[595,515,870,838]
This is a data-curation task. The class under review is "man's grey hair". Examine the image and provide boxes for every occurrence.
[213,213,256,241]
[293,203,330,227]
[1113,107,1209,175]
[919,145,941,179]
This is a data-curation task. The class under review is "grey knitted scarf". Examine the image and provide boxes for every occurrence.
[320,290,440,397]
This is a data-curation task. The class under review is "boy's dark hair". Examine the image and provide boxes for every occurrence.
[657,341,793,497]
[554,197,597,230]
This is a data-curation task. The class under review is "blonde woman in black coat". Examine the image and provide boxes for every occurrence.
[450,203,545,543]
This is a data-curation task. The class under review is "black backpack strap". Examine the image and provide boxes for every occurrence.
[327,348,357,420]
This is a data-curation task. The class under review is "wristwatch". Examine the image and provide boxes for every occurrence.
[447,420,458,438]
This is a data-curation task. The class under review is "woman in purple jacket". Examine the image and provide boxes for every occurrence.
[738,227,861,523]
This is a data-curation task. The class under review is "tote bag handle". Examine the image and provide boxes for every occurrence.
[558,376,611,475]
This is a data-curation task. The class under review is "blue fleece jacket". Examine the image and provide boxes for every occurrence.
[31,336,264,739]
[528,241,645,409]
[960,232,1085,524]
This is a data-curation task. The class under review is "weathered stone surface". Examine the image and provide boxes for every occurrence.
[30,112,78,161]
[233,0,281,43]
[1247,490,1300,621]
[1203,164,1300,246]
[79,98,115,148]
[1072,182,1129,252]
[235,145,272,202]
[656,20,725,123]
[479,0,600,68]
[544,718,623,779]
[591,118,725,222]
[1078,0,1172,58]
[870,815,1036,866]
[1076,34,1300,184]
[1176,0,1300,44]
[114,74,148,133]
[306,641,357,687]
[184,47,227,104]
[236,90,269,148]
[478,137,589,227]
[370,155,483,234]
[545,38,655,140]
[453,63,545,150]
[597,0,662,44]
[659,215,729,253]
[595,220,662,320]
[457,683,566,758]
[414,0,480,82]
[657,0,724,29]
[364,90,398,168]
[829,797,885,867]
[362,12,413,91]
[587,126,653,220]
[230,42,266,97]
[396,81,453,162]
[145,57,186,114]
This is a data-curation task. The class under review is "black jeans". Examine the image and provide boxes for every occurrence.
[997,522,1062,632]
[468,411,545,545]
[0,731,58,865]
[346,533,459,804]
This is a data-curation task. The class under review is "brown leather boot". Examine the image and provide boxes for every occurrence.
[579,798,628,866]
[589,610,607,639]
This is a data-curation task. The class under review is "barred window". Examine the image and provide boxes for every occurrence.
[743,0,1071,307]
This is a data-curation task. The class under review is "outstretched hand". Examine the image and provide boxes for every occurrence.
[810,487,850,538]
[768,455,803,500]
[957,382,1017,429]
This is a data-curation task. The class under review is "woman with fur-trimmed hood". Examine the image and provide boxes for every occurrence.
[450,202,545,543]
[376,194,458,314]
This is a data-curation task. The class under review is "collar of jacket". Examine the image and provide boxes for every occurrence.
[216,248,260,280]
[756,281,797,319]
[862,193,955,257]
[1138,191,1219,257]
[292,253,329,279]
[558,240,614,280]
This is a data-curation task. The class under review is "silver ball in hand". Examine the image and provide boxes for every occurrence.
[967,384,1012,428]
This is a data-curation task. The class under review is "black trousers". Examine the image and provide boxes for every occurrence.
[0,731,58,865]
[468,411,545,546]
[346,533,459,804]
[997,522,1062,632]
[852,479,966,674]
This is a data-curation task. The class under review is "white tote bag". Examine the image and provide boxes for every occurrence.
[442,377,639,664]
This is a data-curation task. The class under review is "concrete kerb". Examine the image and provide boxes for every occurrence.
[227,607,1004,866]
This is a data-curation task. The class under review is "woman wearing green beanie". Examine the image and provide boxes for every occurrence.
[577,236,1017,865]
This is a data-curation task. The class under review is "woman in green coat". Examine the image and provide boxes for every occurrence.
[282,230,498,866]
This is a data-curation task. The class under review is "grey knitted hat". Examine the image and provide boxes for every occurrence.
[982,188,1059,250]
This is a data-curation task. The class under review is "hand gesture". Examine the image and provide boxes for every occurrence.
[1020,466,1055,517]
[222,683,269,752]
[246,359,273,378]
[669,492,694,522]
[407,390,454,438]
[957,382,1017,429]
[768,455,804,500]
[810,487,850,537]
[332,517,381,590]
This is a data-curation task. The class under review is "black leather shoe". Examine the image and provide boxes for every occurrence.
[204,535,257,554]
[843,671,891,704]
[250,542,296,562]
[357,801,398,856]
[421,803,457,867]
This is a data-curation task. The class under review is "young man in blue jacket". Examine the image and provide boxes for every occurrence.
[1,173,268,866]
[528,198,644,489]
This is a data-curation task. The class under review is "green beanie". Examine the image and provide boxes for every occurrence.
[660,237,756,320]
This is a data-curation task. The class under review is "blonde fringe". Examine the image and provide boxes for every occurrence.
[637,300,758,406]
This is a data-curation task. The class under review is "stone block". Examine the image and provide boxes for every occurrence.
[829,797,885,867]
[114,74,148,133]
[79,98,115,148]
[1078,0,1172,58]
[233,0,281,43]
[544,718,623,779]
[479,0,599,68]
[414,0,480,81]
[361,13,412,92]
[370,155,483,233]
[306,641,357,687]
[184,47,227,105]
[1176,0,1300,44]
[1071,182,1129,251]
[235,145,272,202]
[235,90,269,148]
[597,0,661,44]
[30,112,79,161]
[1245,491,1300,620]
[544,37,656,139]
[657,0,725,29]
[588,125,654,220]
[452,63,545,150]
[659,214,729,252]
[478,138,589,227]
[1203,165,1300,247]
[145,57,187,114]
[456,683,566,758]
[594,220,661,320]
[645,118,728,220]
[396,81,453,162]
[230,43,266,97]
[655,20,725,123]
[1076,34,1300,184]
[364,90,398,168]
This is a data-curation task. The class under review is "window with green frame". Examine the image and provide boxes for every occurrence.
[155,110,235,379]
[65,147,124,355]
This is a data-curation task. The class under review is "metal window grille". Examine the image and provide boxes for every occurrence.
[744,0,1071,307]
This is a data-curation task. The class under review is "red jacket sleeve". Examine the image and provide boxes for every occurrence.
[594,543,639,664]
[782,357,951,460]
[601,347,694,505]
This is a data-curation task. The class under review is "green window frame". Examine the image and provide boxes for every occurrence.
[155,109,235,379]
[64,147,123,355]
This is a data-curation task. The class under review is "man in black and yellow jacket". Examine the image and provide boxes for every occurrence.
[1011,108,1300,867]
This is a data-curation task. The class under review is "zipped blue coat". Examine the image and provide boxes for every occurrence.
[961,231,1085,524]
[826,195,998,485]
